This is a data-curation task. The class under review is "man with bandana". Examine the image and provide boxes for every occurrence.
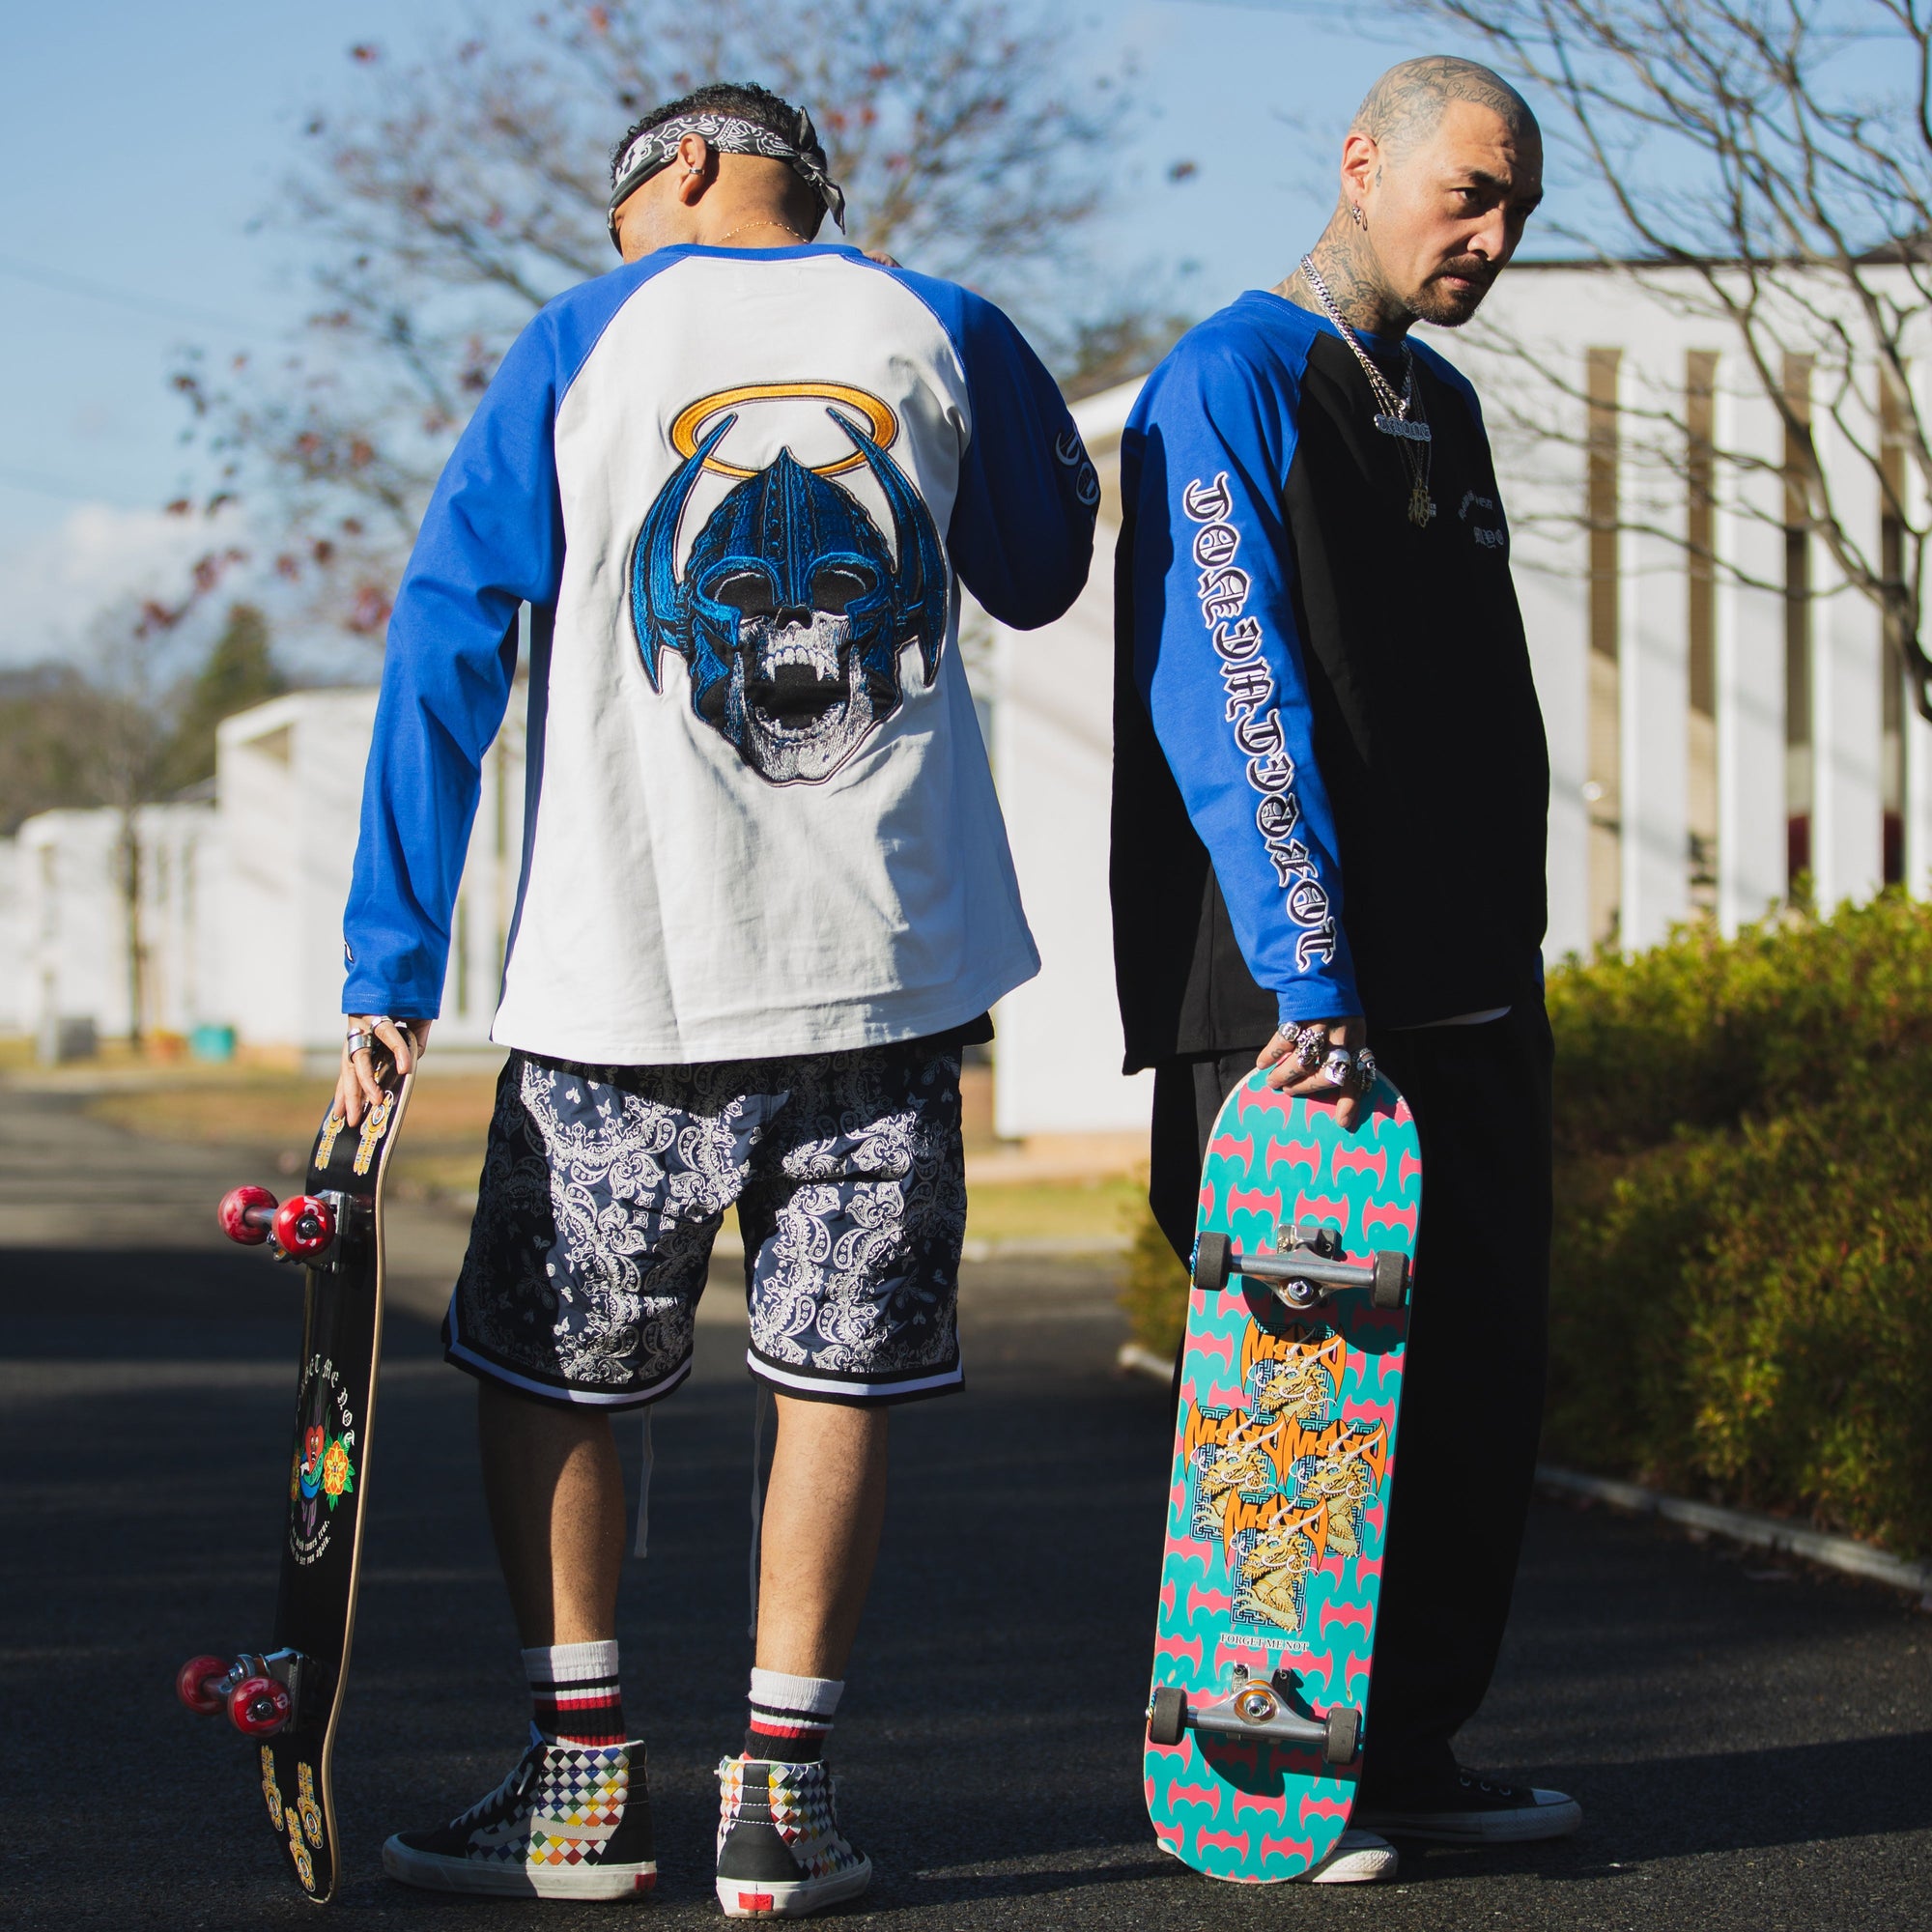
[337,80,1095,1912]
[1113,58,1575,1878]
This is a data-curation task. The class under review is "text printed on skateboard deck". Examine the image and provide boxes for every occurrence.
[1143,1070,1421,1883]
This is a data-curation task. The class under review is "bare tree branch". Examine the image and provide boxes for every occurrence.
[175,0,1140,639]
[1376,0,1932,715]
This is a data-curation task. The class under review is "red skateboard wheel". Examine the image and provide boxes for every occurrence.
[271,1194,335,1258]
[217,1185,277,1246]
[227,1674,292,1737]
[176,1654,229,1716]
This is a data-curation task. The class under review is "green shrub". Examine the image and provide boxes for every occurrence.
[1548,1063,1932,1556]
[1548,890,1932,1157]
[1119,1176,1188,1364]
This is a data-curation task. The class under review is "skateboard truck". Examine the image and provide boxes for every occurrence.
[217,1185,355,1268]
[1192,1225,1408,1311]
[176,1648,319,1738]
[1148,1665,1361,1764]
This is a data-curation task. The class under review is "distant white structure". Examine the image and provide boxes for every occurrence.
[6,690,523,1071]
[14,802,226,1054]
[0,838,19,1035]
[989,380,1150,1143]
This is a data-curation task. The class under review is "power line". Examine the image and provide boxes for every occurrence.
[0,255,274,337]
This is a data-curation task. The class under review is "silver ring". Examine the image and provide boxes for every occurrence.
[1321,1047,1356,1088]
[345,1028,374,1059]
[1294,1024,1330,1072]
[1355,1047,1378,1094]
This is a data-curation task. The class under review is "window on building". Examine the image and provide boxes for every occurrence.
[1587,347,1622,947]
[1783,354,1814,894]
[1881,368,1909,887]
[1686,351,1719,917]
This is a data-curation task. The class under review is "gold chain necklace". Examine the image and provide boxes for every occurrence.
[712,217,811,247]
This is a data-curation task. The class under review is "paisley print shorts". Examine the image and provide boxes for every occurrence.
[443,1039,968,1408]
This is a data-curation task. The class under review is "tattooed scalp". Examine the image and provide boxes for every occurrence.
[1350,56,1538,157]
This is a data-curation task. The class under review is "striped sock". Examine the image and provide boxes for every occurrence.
[745,1667,841,1762]
[525,1639,625,1747]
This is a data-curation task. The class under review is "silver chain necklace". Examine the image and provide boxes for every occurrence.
[1298,253,1436,526]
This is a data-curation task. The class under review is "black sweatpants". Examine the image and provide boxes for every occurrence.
[1147,1003,1553,1799]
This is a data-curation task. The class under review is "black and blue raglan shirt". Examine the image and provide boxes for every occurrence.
[1111,289,1548,1063]
[341,242,1096,1064]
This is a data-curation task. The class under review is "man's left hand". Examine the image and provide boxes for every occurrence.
[1257,1013,1372,1130]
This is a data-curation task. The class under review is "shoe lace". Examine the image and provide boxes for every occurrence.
[451,1747,542,1831]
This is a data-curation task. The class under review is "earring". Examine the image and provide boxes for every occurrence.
[1350,202,1366,229]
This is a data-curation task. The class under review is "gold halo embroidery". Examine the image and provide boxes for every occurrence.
[669,384,899,479]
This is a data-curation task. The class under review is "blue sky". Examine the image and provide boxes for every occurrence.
[0,1,1463,665]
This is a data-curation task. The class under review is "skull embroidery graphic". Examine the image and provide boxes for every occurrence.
[631,405,948,784]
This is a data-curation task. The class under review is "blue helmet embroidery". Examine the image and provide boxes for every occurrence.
[631,406,948,785]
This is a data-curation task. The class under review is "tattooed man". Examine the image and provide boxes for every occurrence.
[1112,56,1575,1876]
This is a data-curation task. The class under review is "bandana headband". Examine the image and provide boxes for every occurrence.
[608,110,847,251]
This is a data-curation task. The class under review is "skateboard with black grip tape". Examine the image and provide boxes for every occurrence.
[176,1029,415,1902]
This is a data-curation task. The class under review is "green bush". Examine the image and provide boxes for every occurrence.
[1120,1174,1189,1365]
[1120,894,1932,1557]
[1548,898,1932,1557]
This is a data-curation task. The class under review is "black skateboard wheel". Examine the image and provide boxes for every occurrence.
[1149,1685,1188,1747]
[1323,1705,1361,1765]
[1371,1251,1408,1310]
[1192,1233,1232,1293]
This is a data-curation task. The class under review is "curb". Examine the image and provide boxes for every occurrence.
[1117,1342,1172,1382]
[1535,1464,1932,1605]
[1116,1343,1931,1605]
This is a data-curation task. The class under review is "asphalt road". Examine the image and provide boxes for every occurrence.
[2,1082,1928,1930]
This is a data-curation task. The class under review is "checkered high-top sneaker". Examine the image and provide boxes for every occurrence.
[715,1755,872,1918]
[382,1734,655,1898]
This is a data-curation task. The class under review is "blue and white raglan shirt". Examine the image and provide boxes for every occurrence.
[1113,290,1548,1058]
[342,242,1097,1064]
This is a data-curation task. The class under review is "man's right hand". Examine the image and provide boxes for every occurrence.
[1257,1014,1371,1130]
[334,1015,431,1128]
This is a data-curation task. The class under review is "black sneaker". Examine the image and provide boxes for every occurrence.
[382,1735,656,1897]
[1355,1766,1581,1844]
[716,1755,872,1918]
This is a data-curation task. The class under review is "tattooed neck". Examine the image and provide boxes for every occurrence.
[1275,211,1415,339]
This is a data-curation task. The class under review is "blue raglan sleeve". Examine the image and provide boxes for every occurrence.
[340,311,567,1017]
[1126,336,1360,1023]
[892,273,1096,628]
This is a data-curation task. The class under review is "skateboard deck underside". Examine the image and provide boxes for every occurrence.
[1144,1072,1421,1883]
[256,1066,411,1900]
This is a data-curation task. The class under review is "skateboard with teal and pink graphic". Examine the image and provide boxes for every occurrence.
[1143,1066,1421,1883]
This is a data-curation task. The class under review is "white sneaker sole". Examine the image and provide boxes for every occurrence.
[716,1855,873,1918]
[1299,1833,1399,1884]
[382,1833,656,1898]
[1356,1793,1582,1844]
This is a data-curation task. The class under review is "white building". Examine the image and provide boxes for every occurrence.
[14,801,227,1053]
[7,688,523,1070]
[989,263,1932,1134]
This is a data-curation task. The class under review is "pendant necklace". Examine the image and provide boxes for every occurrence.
[1298,254,1436,527]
